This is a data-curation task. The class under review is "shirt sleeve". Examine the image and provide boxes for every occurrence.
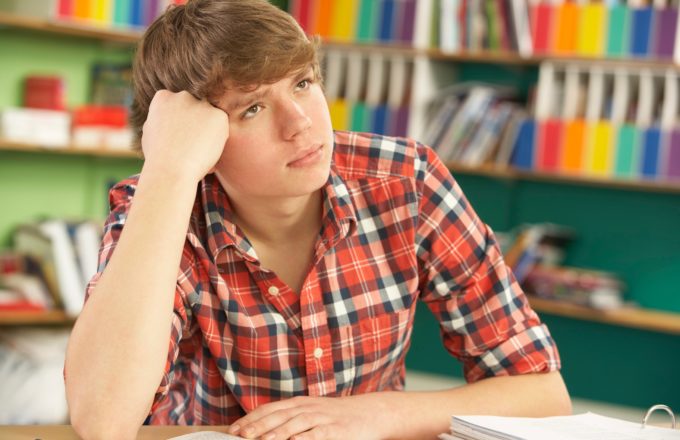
[83,178,194,416]
[413,144,561,382]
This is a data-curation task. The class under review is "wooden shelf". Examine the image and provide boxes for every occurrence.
[0,138,142,159]
[323,39,680,71]
[2,14,678,70]
[447,162,680,194]
[528,297,680,335]
[0,11,142,43]
[0,310,75,326]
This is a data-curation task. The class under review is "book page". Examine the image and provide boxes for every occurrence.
[168,431,247,440]
[453,412,680,440]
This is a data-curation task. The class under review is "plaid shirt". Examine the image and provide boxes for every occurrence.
[87,131,560,425]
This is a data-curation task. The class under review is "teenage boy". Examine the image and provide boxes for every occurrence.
[65,1,571,439]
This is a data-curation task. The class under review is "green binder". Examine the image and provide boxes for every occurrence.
[351,102,370,132]
[607,4,630,57]
[113,0,131,26]
[356,0,379,43]
[613,124,639,178]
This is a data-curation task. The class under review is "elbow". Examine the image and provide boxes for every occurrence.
[67,387,142,440]
[547,372,573,416]
[551,389,573,416]
[69,406,140,440]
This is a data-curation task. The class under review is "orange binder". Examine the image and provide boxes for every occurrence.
[561,119,586,173]
[314,0,333,37]
[554,1,579,55]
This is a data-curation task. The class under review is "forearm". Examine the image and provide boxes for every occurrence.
[383,371,571,439]
[65,165,199,439]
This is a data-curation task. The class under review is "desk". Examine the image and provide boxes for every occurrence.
[0,425,232,439]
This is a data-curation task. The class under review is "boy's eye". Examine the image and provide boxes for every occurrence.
[297,79,311,90]
[243,104,261,118]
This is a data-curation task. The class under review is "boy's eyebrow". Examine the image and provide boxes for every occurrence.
[224,69,312,114]
[225,87,272,113]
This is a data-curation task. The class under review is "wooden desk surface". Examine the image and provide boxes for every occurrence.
[0,425,232,439]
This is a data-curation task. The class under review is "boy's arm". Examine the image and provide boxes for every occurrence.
[65,90,228,440]
[227,370,570,439]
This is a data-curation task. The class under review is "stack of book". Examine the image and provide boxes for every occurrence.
[7,219,102,317]
[420,83,524,165]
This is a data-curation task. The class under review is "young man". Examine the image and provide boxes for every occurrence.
[64,1,571,439]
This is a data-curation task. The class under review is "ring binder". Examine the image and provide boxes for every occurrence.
[642,404,676,429]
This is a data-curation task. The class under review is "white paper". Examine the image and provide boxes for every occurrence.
[168,431,247,440]
[451,412,680,440]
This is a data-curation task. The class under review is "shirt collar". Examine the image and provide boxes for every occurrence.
[199,162,357,264]
[199,173,258,263]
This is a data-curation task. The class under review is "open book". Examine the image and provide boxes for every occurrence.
[439,412,679,440]
[169,432,246,440]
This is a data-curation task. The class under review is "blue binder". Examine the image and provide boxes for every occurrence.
[510,119,536,170]
[630,7,653,57]
[378,0,396,42]
[640,126,661,178]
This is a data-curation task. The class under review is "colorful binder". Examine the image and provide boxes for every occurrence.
[606,3,630,58]
[350,102,371,133]
[399,0,417,43]
[588,121,614,176]
[561,119,586,173]
[630,6,653,57]
[378,0,396,42]
[667,129,680,180]
[331,0,358,41]
[510,118,536,170]
[578,3,607,57]
[536,118,563,172]
[613,124,639,179]
[531,2,554,55]
[357,0,380,42]
[640,126,661,178]
[329,100,350,131]
[554,1,579,55]
[653,6,678,60]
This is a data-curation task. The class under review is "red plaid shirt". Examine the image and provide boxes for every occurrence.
[86,131,560,425]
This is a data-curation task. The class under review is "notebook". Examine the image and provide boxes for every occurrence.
[439,407,678,440]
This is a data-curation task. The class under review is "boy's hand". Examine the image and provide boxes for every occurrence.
[228,394,396,440]
[141,89,229,182]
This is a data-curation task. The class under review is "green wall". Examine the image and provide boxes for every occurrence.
[0,28,141,246]
[405,173,680,411]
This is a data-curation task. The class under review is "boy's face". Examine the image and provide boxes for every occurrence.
[213,67,334,201]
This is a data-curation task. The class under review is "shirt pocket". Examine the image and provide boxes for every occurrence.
[336,307,413,393]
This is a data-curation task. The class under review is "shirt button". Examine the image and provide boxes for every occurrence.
[313,347,323,359]
[268,285,279,295]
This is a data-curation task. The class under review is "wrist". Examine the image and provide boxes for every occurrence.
[141,159,204,188]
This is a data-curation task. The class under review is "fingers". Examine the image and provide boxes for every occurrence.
[230,397,329,440]
[242,411,331,440]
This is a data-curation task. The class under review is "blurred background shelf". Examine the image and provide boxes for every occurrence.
[0,310,75,326]
[528,297,680,335]
[0,11,141,43]
[446,162,680,194]
[0,138,141,159]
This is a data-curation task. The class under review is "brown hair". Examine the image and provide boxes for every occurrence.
[130,0,320,151]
